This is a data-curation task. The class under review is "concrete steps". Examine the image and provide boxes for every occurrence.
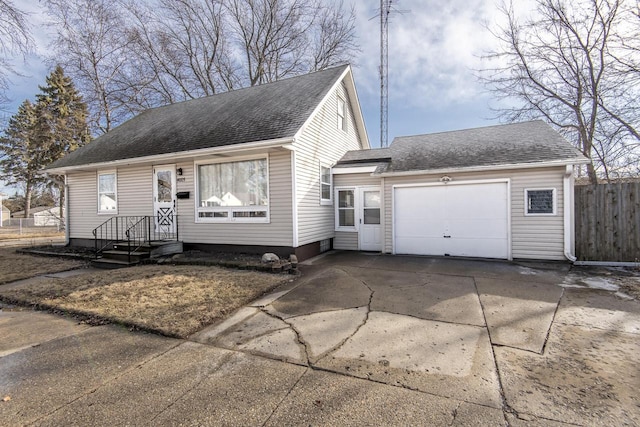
[92,240,183,269]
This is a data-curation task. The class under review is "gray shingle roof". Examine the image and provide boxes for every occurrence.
[48,65,349,170]
[338,121,587,173]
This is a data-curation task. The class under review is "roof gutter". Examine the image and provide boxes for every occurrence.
[563,164,576,262]
[45,137,295,174]
[375,158,590,177]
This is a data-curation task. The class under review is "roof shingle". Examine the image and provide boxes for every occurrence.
[48,65,349,169]
[338,121,587,173]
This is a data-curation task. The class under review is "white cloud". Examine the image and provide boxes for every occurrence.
[353,0,509,109]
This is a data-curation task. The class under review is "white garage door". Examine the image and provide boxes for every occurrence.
[394,182,509,259]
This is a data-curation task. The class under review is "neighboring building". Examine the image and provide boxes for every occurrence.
[10,205,58,219]
[33,207,65,227]
[45,64,588,261]
[0,192,7,227]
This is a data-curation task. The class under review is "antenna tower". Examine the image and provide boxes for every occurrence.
[379,1,407,148]
[380,0,390,148]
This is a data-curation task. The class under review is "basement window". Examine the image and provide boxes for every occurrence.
[525,188,556,215]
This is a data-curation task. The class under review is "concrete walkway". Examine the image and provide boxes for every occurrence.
[1,252,639,425]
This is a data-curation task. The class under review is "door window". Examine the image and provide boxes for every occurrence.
[363,190,380,224]
[156,170,173,203]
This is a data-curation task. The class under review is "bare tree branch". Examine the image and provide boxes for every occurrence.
[479,0,639,183]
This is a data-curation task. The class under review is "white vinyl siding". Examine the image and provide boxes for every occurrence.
[334,231,359,250]
[294,81,365,246]
[67,167,153,239]
[383,167,566,260]
[67,152,293,247]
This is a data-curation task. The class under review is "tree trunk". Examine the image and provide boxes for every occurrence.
[24,184,32,219]
[586,161,598,185]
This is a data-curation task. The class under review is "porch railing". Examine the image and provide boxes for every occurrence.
[92,215,179,261]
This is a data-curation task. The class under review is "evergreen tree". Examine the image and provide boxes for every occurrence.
[0,66,90,218]
[34,65,91,218]
[0,99,44,218]
[35,65,91,166]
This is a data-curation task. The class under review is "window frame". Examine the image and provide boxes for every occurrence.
[97,170,118,215]
[524,188,556,216]
[319,163,332,205]
[335,187,356,231]
[194,154,270,223]
[337,97,347,131]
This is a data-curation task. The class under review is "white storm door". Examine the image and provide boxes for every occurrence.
[153,165,177,236]
[359,187,382,251]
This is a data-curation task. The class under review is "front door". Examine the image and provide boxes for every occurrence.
[153,165,177,237]
[359,187,382,251]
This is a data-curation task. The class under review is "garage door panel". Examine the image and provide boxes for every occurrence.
[448,237,508,258]
[394,236,445,255]
[394,183,509,259]
[448,218,507,239]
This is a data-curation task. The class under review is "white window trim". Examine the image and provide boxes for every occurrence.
[194,154,270,223]
[337,97,346,132]
[319,162,333,205]
[335,186,357,232]
[97,170,118,215]
[524,187,557,216]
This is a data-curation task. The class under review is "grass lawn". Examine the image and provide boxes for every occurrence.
[0,264,290,338]
[0,230,65,240]
[0,248,86,284]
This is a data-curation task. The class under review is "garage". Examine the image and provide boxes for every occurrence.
[393,181,509,259]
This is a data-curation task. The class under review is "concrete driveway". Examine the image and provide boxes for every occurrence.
[1,252,639,426]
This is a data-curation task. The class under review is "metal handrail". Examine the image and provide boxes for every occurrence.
[92,215,179,261]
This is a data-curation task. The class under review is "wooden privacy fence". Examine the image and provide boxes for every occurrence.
[575,182,640,262]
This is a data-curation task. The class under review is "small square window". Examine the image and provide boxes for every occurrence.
[526,189,555,215]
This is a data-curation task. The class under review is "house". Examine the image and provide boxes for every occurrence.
[45,63,588,262]
[332,121,589,261]
[0,192,7,226]
[33,207,65,227]
[11,205,59,218]
[45,65,369,260]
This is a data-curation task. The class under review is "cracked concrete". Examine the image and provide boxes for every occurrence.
[3,252,639,426]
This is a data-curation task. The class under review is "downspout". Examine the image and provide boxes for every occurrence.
[64,174,70,246]
[563,165,576,262]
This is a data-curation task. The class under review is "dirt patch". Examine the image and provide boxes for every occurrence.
[0,265,292,338]
[0,248,86,285]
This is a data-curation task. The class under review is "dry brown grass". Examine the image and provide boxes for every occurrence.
[0,230,65,240]
[0,248,86,284]
[0,265,289,337]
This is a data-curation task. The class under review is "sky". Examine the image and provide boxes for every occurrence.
[1,0,519,195]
